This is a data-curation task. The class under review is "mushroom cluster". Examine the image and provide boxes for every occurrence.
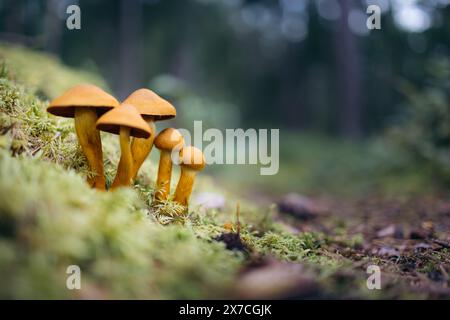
[47,84,205,211]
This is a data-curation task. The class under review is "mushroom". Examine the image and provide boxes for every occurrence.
[121,89,176,182]
[47,84,119,190]
[96,103,152,189]
[154,128,184,201]
[173,146,206,207]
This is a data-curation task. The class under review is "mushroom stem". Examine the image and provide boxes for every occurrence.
[173,168,197,206]
[74,108,105,190]
[130,118,155,180]
[111,126,132,189]
[155,150,173,201]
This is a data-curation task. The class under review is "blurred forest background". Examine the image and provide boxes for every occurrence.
[0,0,449,196]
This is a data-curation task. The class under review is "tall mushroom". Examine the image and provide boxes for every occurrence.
[173,146,206,207]
[96,103,152,189]
[121,89,176,182]
[47,84,119,190]
[154,128,184,201]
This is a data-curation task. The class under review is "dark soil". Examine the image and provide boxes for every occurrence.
[214,232,248,253]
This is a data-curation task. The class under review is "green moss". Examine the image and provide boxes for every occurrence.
[244,231,324,262]
[0,150,243,299]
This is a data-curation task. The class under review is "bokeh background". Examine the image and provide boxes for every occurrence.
[1,0,449,196]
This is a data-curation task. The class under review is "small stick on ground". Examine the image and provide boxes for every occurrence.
[213,201,247,253]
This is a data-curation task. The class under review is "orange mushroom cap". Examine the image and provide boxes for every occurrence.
[179,146,206,171]
[123,88,176,121]
[47,84,119,118]
[96,103,152,139]
[154,128,184,151]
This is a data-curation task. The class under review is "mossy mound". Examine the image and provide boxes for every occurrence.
[0,151,243,299]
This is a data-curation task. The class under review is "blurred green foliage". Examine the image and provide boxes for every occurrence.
[214,131,437,197]
[209,58,450,197]
[384,57,450,185]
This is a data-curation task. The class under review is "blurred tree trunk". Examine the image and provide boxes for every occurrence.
[44,0,63,54]
[4,0,22,34]
[117,0,143,99]
[169,42,193,80]
[334,0,362,138]
[278,47,307,130]
[279,75,306,129]
[1,0,29,45]
[168,2,194,82]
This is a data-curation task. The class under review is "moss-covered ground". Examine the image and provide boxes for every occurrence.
[0,43,449,299]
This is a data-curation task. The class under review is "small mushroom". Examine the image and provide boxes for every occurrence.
[121,89,176,182]
[173,146,206,207]
[47,84,119,190]
[96,103,151,189]
[154,128,184,201]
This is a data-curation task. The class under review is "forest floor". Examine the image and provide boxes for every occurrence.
[0,43,449,299]
[243,191,450,299]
